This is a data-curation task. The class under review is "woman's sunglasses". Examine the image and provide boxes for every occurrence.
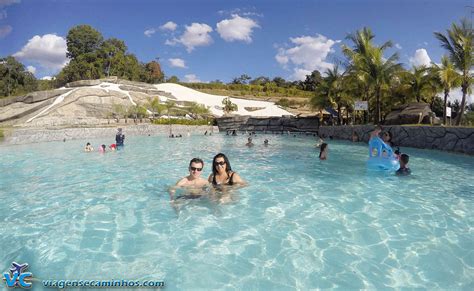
[190,167,203,171]
[214,161,226,166]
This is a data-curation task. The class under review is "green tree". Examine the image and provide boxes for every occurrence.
[401,66,431,103]
[342,27,402,123]
[435,19,473,125]
[0,56,37,97]
[303,70,323,91]
[189,102,211,118]
[146,97,165,119]
[66,25,104,60]
[166,75,180,83]
[310,66,348,124]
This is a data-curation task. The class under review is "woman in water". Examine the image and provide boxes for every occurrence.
[208,153,245,186]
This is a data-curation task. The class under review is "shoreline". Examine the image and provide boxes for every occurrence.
[0,124,219,145]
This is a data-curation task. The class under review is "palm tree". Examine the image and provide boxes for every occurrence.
[342,27,402,123]
[434,19,473,125]
[402,66,431,103]
[431,56,461,124]
[146,97,166,120]
[310,65,350,124]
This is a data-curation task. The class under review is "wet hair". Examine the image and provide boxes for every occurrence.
[400,153,409,164]
[86,142,91,146]
[101,144,106,150]
[189,157,204,167]
[319,143,328,158]
[212,153,232,176]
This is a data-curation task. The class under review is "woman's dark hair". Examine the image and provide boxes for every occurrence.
[212,153,232,176]
[384,131,394,146]
[86,142,91,146]
[319,143,328,158]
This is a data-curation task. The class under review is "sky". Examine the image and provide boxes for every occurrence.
[0,0,472,93]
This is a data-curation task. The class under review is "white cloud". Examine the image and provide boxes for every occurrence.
[216,14,259,43]
[0,0,20,8]
[184,74,201,83]
[275,34,340,80]
[0,10,7,19]
[144,28,156,37]
[160,21,177,31]
[169,23,213,52]
[168,58,187,68]
[13,34,68,71]
[395,43,402,49]
[0,24,11,38]
[26,65,36,74]
[409,48,431,67]
[41,76,52,80]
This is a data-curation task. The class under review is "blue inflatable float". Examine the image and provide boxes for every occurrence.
[367,136,400,171]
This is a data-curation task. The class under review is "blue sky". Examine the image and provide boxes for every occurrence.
[0,0,472,84]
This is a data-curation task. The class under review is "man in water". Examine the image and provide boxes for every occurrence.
[115,128,125,146]
[169,158,209,200]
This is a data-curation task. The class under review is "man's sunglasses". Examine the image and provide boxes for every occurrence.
[190,167,203,171]
[214,161,226,166]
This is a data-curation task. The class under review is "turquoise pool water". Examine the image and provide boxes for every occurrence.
[1,134,473,289]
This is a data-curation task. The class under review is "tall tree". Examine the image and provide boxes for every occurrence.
[342,27,402,123]
[303,70,323,91]
[435,19,473,125]
[66,25,104,60]
[432,57,461,124]
[401,66,431,103]
[0,56,37,97]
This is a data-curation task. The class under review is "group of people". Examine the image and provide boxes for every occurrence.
[84,128,125,153]
[169,153,245,202]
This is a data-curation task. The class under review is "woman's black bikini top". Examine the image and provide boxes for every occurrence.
[212,172,235,186]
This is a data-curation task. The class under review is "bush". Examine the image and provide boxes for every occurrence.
[152,118,212,125]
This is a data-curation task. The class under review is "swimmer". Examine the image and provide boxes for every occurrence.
[319,143,328,160]
[99,144,106,153]
[370,125,383,140]
[246,137,254,147]
[208,153,245,186]
[169,158,209,200]
[84,142,94,152]
[264,139,269,146]
[396,154,411,176]
[109,144,116,151]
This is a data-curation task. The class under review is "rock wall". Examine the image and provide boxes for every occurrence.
[216,116,319,132]
[318,125,474,155]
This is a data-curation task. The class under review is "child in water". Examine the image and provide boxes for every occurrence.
[396,154,411,176]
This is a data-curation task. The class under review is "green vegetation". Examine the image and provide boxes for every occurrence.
[307,19,474,126]
[222,97,238,113]
[184,82,314,98]
[152,118,211,125]
[0,128,4,140]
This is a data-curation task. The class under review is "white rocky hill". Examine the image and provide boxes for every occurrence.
[0,77,292,127]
